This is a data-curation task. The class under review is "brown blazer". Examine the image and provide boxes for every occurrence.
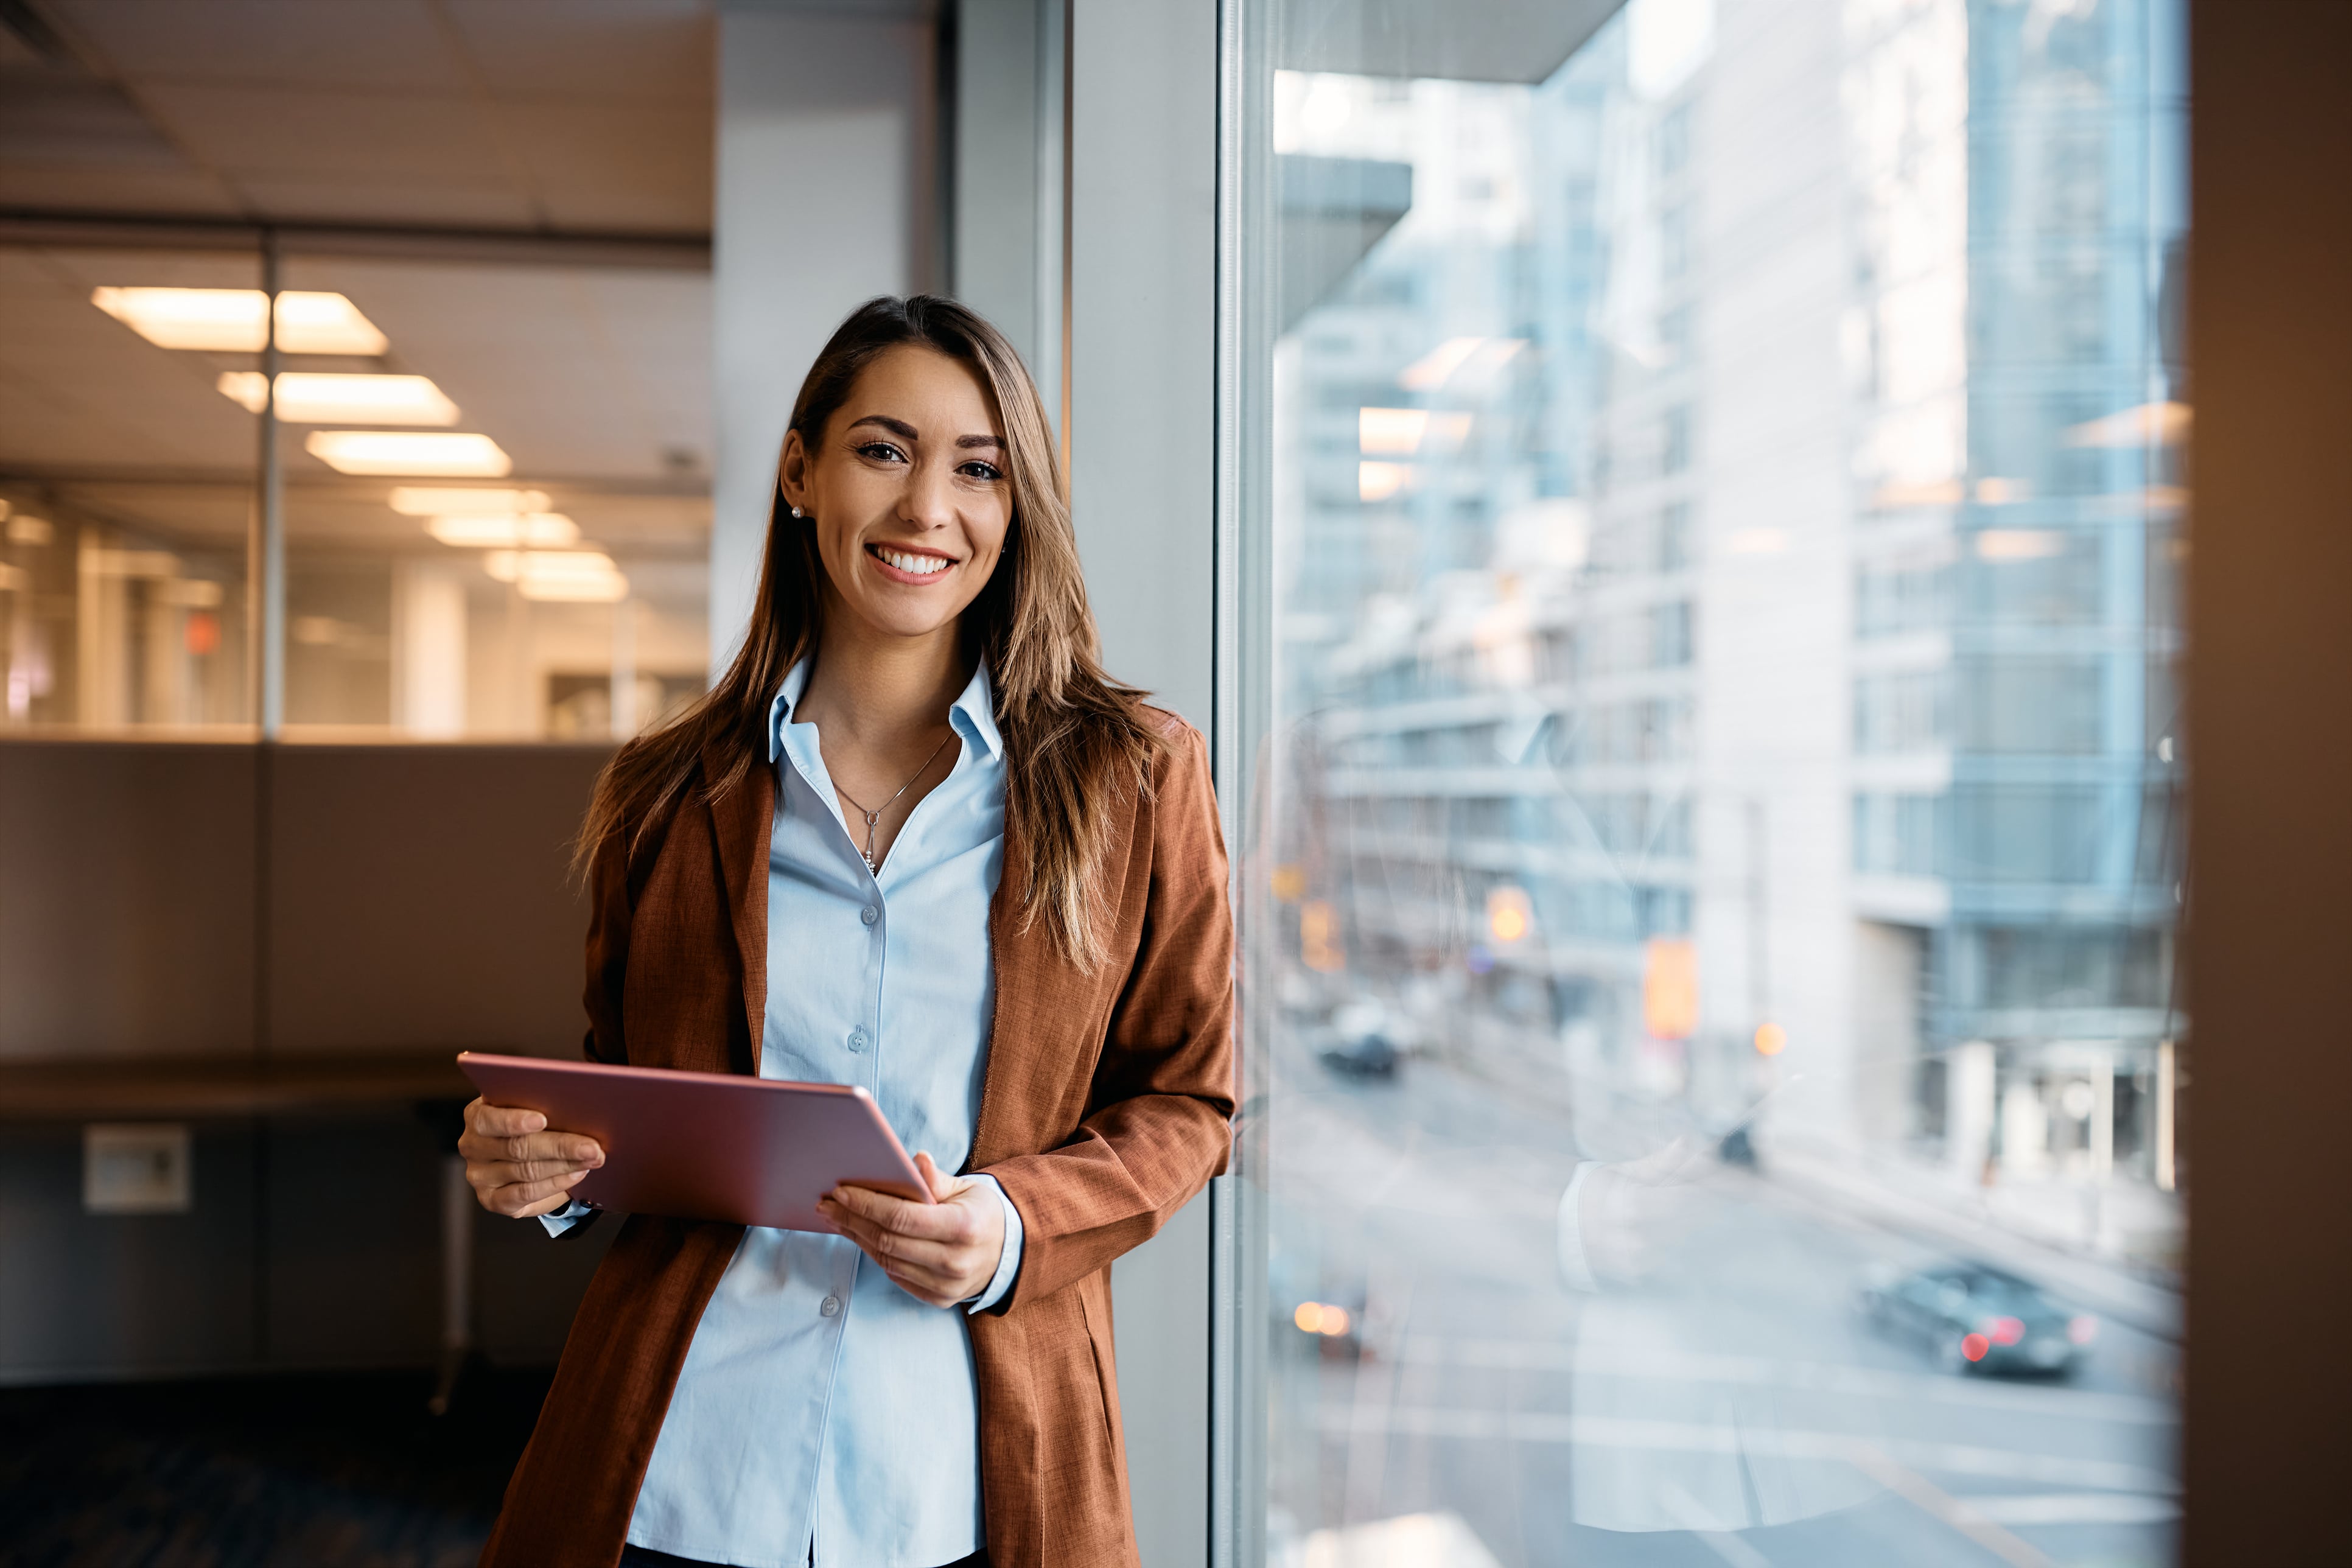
[479,709,1236,1568]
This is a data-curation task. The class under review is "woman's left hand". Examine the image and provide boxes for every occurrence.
[819,1152,1006,1308]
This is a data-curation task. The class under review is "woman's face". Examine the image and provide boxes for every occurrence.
[778,345,1012,646]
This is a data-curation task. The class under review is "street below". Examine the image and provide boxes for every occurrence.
[1267,1048,2180,1568]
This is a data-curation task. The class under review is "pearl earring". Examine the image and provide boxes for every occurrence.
[789,505,804,519]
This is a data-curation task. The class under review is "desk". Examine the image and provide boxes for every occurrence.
[1,1052,489,1412]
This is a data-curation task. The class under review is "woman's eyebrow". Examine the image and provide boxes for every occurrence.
[845,415,1001,452]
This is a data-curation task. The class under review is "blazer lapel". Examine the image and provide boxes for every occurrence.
[705,743,775,1075]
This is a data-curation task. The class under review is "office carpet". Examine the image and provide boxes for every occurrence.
[0,1368,552,1568]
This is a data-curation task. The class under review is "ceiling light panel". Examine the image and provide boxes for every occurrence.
[427,513,579,548]
[91,287,389,354]
[304,431,511,476]
[483,549,629,602]
[217,372,458,425]
[387,487,551,516]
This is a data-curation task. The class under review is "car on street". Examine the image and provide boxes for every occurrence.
[1860,1261,2098,1377]
[1314,999,1404,1079]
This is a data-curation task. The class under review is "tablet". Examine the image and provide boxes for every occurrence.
[456,1052,932,1233]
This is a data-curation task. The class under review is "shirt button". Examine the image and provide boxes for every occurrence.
[847,1027,867,1053]
[820,1295,842,1317]
[861,905,878,926]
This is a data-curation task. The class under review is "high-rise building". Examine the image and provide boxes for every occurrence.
[1275,0,2185,1233]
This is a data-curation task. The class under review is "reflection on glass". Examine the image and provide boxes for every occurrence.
[1241,1,2185,1564]
[1,247,262,730]
[276,254,710,739]
[0,242,710,741]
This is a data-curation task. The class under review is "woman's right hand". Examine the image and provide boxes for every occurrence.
[457,1096,606,1217]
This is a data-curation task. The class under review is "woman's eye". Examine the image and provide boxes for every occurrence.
[858,442,908,464]
[959,461,1004,482]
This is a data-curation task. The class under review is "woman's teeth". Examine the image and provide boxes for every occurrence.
[878,548,950,576]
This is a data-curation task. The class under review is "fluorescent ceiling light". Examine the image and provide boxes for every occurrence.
[484,549,629,602]
[1398,336,1525,392]
[305,431,511,477]
[1360,407,1470,456]
[1358,461,1410,503]
[1360,408,1428,454]
[1399,338,1486,390]
[2065,401,2190,449]
[427,513,579,548]
[217,372,458,425]
[519,573,630,603]
[1976,529,2066,562]
[1723,527,1788,556]
[388,487,550,516]
[90,288,388,354]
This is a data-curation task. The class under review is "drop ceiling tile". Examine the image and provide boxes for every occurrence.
[225,173,537,229]
[36,247,268,291]
[501,100,710,231]
[0,162,242,215]
[134,82,508,183]
[444,0,713,104]
[50,0,467,92]
[0,362,256,472]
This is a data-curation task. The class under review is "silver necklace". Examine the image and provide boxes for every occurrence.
[835,730,955,872]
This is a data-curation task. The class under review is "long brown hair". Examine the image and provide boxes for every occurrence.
[578,295,1163,970]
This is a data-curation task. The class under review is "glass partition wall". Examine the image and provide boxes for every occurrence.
[0,237,710,740]
[1,243,263,730]
[1225,2,2187,1565]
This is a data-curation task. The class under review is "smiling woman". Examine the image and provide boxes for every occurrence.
[464,295,1237,1568]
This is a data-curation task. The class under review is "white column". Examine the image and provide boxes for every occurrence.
[2090,1045,2116,1181]
[710,3,939,677]
[1069,4,1217,1564]
[1947,1038,1997,1181]
[393,562,468,738]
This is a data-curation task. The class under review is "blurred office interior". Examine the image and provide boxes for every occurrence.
[1,1,2346,1565]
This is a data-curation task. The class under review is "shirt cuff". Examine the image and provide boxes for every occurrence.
[537,1198,592,1237]
[1554,1161,1601,1293]
[964,1173,1024,1314]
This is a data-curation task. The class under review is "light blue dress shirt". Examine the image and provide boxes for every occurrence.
[545,657,1023,1568]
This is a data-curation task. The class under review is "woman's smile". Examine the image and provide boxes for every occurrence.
[866,541,959,583]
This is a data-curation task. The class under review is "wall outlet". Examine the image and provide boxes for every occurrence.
[83,1123,192,1214]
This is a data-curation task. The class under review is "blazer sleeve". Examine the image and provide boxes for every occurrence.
[581,816,632,1068]
[983,723,1237,1309]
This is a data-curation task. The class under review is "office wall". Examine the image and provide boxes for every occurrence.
[2182,2,2352,1559]
[1070,3,1222,1566]
[268,744,607,1055]
[0,740,257,1062]
[710,2,941,673]
[0,740,615,1381]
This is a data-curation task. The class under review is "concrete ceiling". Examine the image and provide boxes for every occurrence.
[0,0,715,233]
[1279,0,1628,86]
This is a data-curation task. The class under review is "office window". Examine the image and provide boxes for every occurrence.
[1,245,263,729]
[1,243,709,739]
[1230,1,2187,1563]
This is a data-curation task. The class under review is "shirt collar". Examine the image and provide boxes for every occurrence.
[766,656,1004,765]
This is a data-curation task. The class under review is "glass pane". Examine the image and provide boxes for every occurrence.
[0,245,259,730]
[278,253,710,739]
[1233,2,2187,1564]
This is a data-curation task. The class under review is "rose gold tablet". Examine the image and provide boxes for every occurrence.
[457,1052,932,1233]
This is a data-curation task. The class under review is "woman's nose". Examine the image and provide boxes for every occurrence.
[901,460,958,528]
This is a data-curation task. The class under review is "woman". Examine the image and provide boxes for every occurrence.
[457,296,1234,1568]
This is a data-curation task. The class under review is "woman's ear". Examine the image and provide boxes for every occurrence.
[777,427,811,515]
